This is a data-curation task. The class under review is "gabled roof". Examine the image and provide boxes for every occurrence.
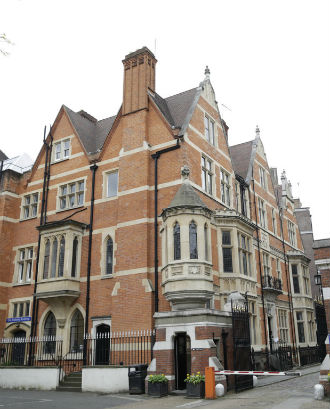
[0,150,8,162]
[64,106,116,154]
[169,180,208,209]
[229,140,254,180]
[150,88,199,131]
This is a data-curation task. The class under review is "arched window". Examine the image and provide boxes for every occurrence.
[70,310,84,352]
[173,222,181,260]
[43,240,50,279]
[71,236,78,277]
[204,224,209,261]
[44,312,56,354]
[50,238,58,278]
[189,221,198,259]
[58,236,65,277]
[105,237,113,275]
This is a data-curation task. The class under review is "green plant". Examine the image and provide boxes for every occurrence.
[148,374,168,383]
[327,371,330,383]
[184,372,205,384]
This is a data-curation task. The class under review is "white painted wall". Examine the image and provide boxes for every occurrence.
[82,367,129,393]
[0,367,59,390]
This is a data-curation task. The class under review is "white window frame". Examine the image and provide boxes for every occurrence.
[278,309,289,342]
[16,247,33,284]
[57,179,86,211]
[204,115,215,145]
[21,192,39,220]
[288,220,296,246]
[201,156,213,195]
[259,166,267,190]
[238,232,252,276]
[258,198,267,228]
[53,138,71,162]
[220,169,231,206]
[302,265,310,295]
[271,208,276,235]
[105,169,119,198]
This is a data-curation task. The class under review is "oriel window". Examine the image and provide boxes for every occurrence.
[189,221,198,259]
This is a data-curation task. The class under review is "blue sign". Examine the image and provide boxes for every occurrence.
[6,317,31,323]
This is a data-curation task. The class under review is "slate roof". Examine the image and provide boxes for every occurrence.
[169,181,208,209]
[150,88,198,129]
[0,150,8,162]
[229,140,254,180]
[313,238,330,249]
[63,87,199,155]
[64,106,116,154]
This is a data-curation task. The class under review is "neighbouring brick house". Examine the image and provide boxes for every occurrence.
[0,47,317,392]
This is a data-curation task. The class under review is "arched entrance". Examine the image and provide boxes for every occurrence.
[95,324,110,365]
[174,333,191,390]
[12,330,26,365]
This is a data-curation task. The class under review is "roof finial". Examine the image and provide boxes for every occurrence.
[181,165,190,182]
[204,65,210,80]
[256,125,260,138]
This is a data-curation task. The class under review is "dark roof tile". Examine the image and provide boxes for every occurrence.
[229,141,253,180]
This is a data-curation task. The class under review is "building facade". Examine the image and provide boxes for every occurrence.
[0,47,316,391]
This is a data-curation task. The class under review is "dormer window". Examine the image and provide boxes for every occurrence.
[54,139,70,161]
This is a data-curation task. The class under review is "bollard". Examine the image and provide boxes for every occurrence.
[205,367,216,399]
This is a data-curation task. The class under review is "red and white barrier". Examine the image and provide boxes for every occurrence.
[215,370,301,376]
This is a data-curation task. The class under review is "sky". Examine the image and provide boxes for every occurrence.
[1,0,329,239]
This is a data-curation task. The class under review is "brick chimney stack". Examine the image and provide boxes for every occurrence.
[122,47,157,116]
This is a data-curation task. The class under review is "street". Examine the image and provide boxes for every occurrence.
[0,366,328,409]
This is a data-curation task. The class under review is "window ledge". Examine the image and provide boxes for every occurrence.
[56,205,85,214]
[12,282,32,287]
[101,275,114,280]
[19,216,38,222]
[52,157,70,165]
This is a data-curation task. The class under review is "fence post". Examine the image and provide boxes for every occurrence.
[205,367,216,399]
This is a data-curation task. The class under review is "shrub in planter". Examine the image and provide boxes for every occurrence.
[184,372,205,398]
[148,374,168,397]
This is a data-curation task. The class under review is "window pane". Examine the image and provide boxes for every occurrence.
[77,193,84,205]
[13,304,18,318]
[58,237,65,277]
[210,121,214,145]
[223,248,233,272]
[25,301,30,316]
[24,207,29,218]
[204,116,209,140]
[28,249,33,259]
[25,196,30,205]
[60,197,66,209]
[107,171,118,197]
[19,303,24,317]
[20,250,25,260]
[18,263,24,282]
[78,181,84,192]
[71,237,78,277]
[43,240,50,279]
[69,194,75,207]
[222,231,231,245]
[55,143,61,159]
[70,184,76,193]
[51,239,58,278]
[189,222,198,259]
[61,186,67,196]
[173,223,181,260]
[26,261,32,281]
[105,237,113,275]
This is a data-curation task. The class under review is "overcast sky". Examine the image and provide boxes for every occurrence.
[1,0,329,239]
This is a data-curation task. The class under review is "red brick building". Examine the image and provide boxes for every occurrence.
[0,47,317,391]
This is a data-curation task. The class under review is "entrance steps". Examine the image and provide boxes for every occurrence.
[57,371,82,392]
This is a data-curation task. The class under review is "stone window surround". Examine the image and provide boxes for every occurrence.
[9,297,32,319]
[56,176,87,212]
[14,246,34,284]
[277,308,289,343]
[38,226,84,281]
[91,316,111,338]
[259,166,267,190]
[220,168,231,207]
[20,190,40,220]
[52,136,73,163]
[100,228,117,277]
[102,167,119,199]
[201,155,214,196]
[204,114,216,146]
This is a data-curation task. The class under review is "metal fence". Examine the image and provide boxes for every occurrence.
[251,341,293,371]
[0,330,155,375]
[298,345,325,366]
[0,336,63,367]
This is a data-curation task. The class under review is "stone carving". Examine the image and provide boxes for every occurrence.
[181,165,190,180]
[171,266,183,276]
[188,266,201,275]
[204,266,211,276]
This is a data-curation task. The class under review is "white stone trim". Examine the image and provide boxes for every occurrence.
[0,304,7,310]
[0,191,20,198]
[0,281,12,287]
[0,216,18,223]
[323,287,330,300]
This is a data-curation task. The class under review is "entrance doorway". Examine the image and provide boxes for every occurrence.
[12,330,26,365]
[174,333,191,390]
[95,324,110,365]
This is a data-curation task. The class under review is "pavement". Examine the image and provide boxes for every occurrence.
[0,364,329,409]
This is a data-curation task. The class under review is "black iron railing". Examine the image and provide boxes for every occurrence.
[0,336,63,367]
[251,340,293,371]
[298,345,325,366]
[262,275,282,291]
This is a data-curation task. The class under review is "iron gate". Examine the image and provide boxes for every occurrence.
[232,299,253,392]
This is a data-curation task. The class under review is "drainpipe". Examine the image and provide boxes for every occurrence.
[29,127,49,363]
[151,139,180,313]
[43,128,53,225]
[251,168,269,365]
[279,208,298,362]
[83,163,98,365]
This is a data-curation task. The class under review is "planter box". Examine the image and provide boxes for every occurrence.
[148,381,168,397]
[186,381,205,398]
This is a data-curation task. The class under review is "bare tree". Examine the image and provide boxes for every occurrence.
[0,33,14,56]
